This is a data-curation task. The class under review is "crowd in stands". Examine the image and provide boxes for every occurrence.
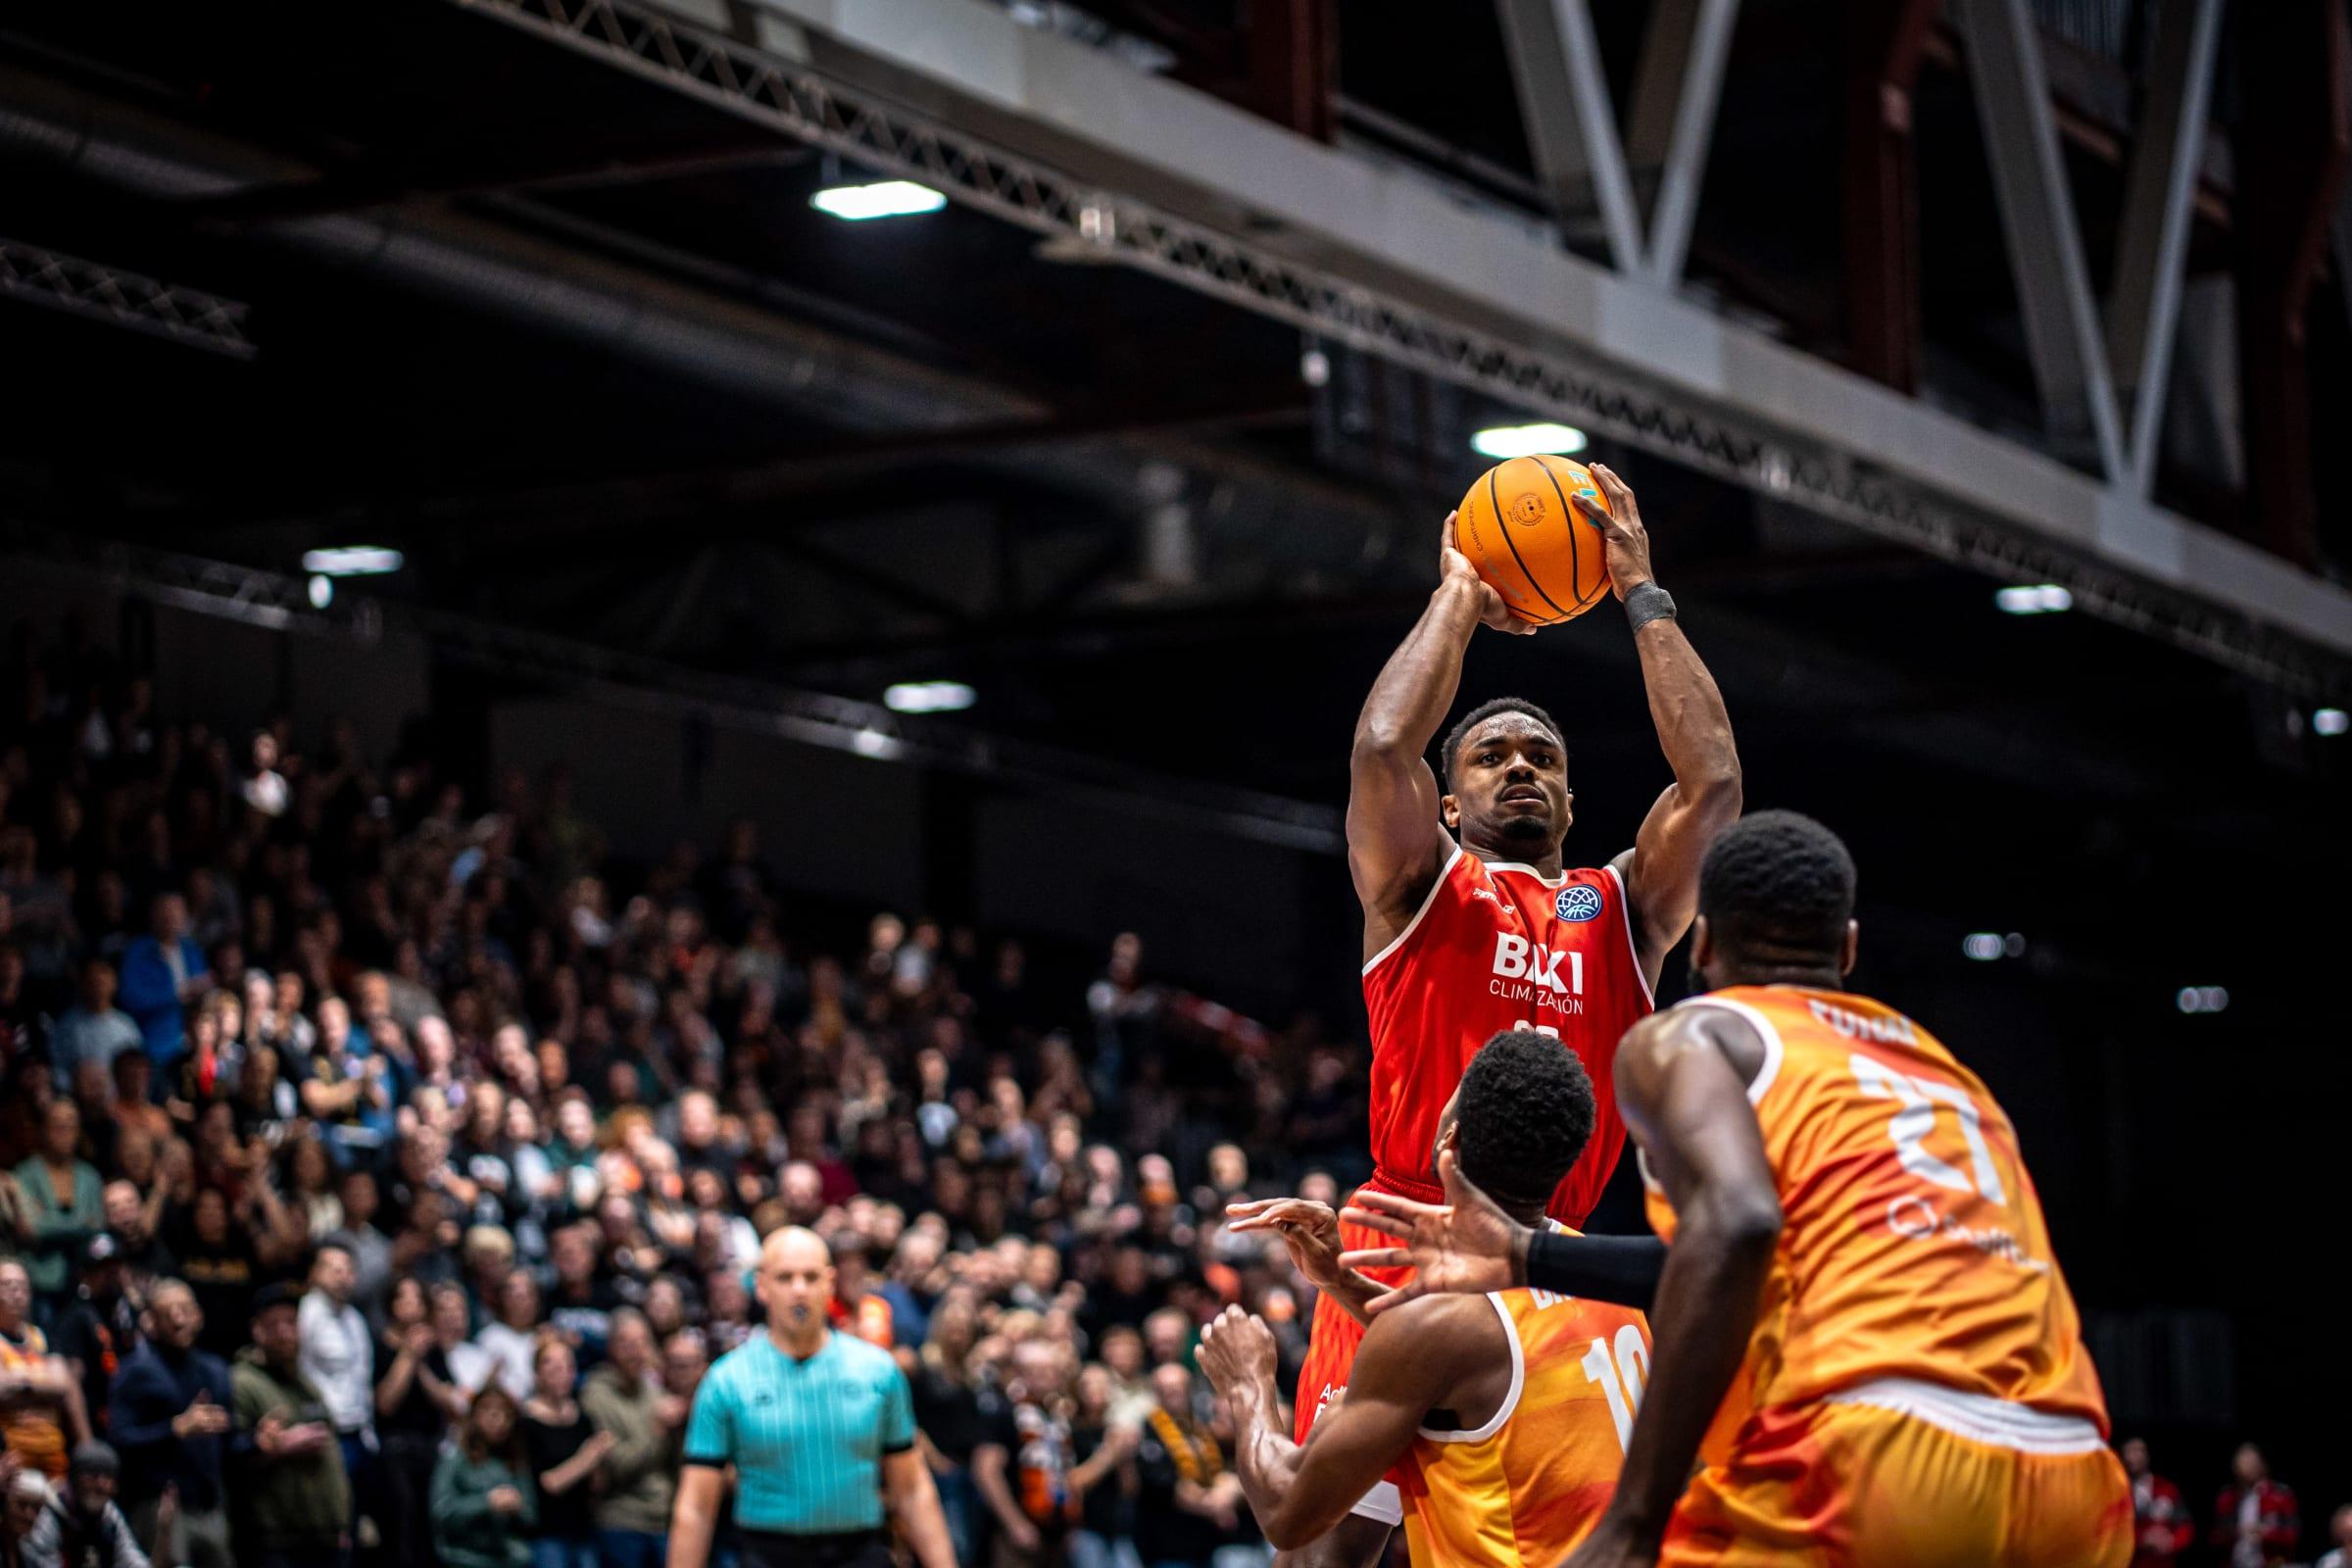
[0,621,1360,1568]
[0,621,2339,1568]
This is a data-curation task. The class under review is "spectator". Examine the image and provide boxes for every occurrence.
[116,896,207,1074]
[580,1309,676,1568]
[474,1271,543,1402]
[544,1228,613,1365]
[239,734,288,822]
[50,1237,137,1442]
[429,1385,536,1568]
[104,1280,232,1568]
[320,1170,392,1320]
[910,1295,986,1566]
[1067,1364,1137,1568]
[228,1284,349,1568]
[973,1340,1073,1568]
[10,1103,105,1307]
[2317,1504,2352,1568]
[106,1061,170,1151]
[4,1461,48,1568]
[174,1192,258,1362]
[280,1140,341,1246]
[520,1337,611,1568]
[47,964,140,1100]
[2213,1443,2298,1568]
[0,1259,89,1481]
[2122,1437,2192,1568]
[373,1277,466,1568]
[1131,1364,1237,1568]
[833,1241,894,1349]
[439,1279,498,1397]
[99,1181,172,1283]
[293,1244,373,1508]
[19,1440,148,1568]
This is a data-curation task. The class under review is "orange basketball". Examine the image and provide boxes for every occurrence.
[1454,455,1612,623]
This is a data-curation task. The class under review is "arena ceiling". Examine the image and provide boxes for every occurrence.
[0,0,2344,938]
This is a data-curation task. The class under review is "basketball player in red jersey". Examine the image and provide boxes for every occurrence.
[1292,465,1741,1562]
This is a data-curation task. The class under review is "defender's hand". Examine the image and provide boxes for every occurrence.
[1226,1198,1348,1294]
[1440,513,1537,636]
[1338,1148,1532,1314]
[1570,464,1655,600]
[1196,1304,1279,1398]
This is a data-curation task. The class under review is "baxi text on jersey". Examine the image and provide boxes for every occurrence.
[1490,933,1586,1011]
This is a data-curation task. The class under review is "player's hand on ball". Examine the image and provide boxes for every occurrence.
[1226,1198,1348,1292]
[1338,1148,1530,1313]
[1569,464,1654,600]
[1197,1304,1278,1396]
[1441,512,1538,636]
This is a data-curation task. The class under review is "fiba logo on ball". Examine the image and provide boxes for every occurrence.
[1510,491,1546,526]
[1555,885,1602,922]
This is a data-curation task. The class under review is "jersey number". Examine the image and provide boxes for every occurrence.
[1850,1054,2007,1204]
[1511,1020,1562,1040]
[1578,1327,1650,1453]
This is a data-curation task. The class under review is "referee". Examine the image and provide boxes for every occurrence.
[668,1227,956,1568]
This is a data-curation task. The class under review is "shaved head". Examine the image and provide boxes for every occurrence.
[763,1225,831,1270]
[758,1226,836,1348]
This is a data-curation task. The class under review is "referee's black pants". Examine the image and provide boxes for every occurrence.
[737,1529,896,1568]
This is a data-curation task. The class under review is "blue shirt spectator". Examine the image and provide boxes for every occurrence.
[116,893,208,1069]
[106,1278,235,1518]
[49,958,143,1096]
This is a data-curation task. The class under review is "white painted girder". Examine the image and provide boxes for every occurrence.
[609,0,2350,672]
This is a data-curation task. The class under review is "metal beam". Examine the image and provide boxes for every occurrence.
[2232,0,2352,568]
[1645,0,1740,287]
[1840,0,1938,392]
[1953,0,2130,481]
[437,0,2352,694]
[0,235,255,358]
[1494,0,1644,270]
[1625,0,1703,176]
[2103,0,2225,499]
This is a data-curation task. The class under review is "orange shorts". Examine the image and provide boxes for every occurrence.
[1292,1206,1414,1526]
[1660,1382,2132,1568]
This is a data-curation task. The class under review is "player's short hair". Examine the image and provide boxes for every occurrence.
[1697,810,1855,961]
[1438,697,1567,792]
[1454,1029,1595,1209]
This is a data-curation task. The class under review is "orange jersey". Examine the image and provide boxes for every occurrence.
[1398,1282,1651,1568]
[1642,986,2110,1452]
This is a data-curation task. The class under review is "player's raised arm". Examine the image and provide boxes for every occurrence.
[1577,467,1742,986]
[1567,1009,1781,1568]
[1350,514,1531,948]
[1338,1146,1667,1314]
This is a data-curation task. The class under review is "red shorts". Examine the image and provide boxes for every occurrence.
[1291,1200,1416,1526]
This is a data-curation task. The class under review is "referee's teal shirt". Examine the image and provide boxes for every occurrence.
[682,1330,918,1533]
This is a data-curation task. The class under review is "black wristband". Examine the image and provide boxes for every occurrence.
[1524,1230,1669,1312]
[1624,580,1676,632]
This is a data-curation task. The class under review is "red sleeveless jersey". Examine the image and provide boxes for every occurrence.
[1360,843,1652,1225]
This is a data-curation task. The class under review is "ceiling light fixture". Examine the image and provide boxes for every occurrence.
[884,681,976,714]
[1995,584,2073,614]
[301,546,404,576]
[810,180,948,220]
[1470,422,1589,460]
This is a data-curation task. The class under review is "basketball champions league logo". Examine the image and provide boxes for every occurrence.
[1555,885,1602,922]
